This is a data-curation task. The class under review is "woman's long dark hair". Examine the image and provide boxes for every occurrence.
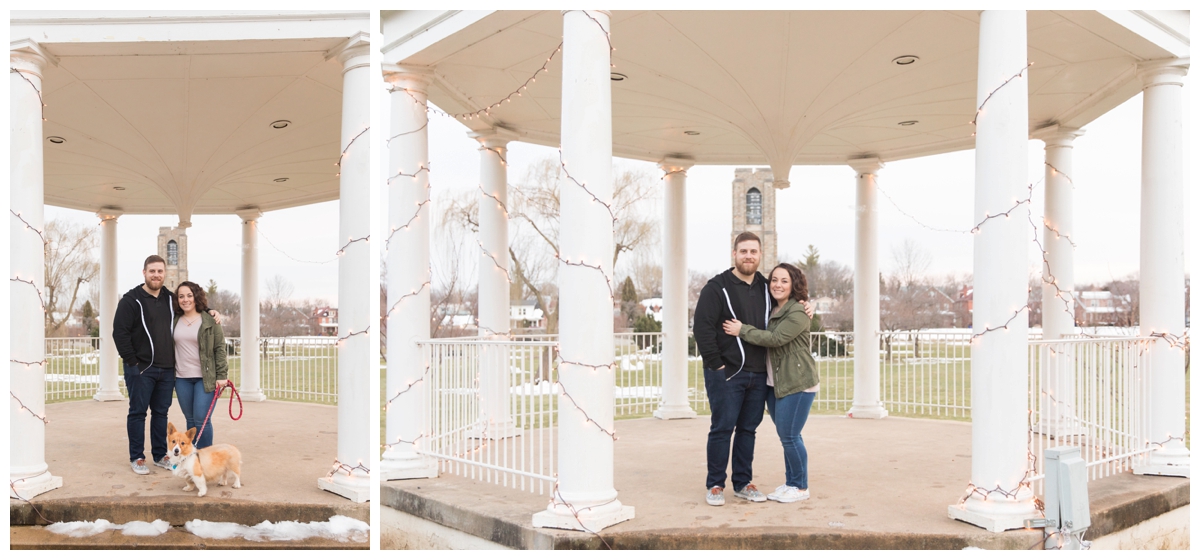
[771,262,808,302]
[174,281,210,315]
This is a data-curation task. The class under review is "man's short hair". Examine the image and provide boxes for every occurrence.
[733,231,761,250]
[144,255,166,270]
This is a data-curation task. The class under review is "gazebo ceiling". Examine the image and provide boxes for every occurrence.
[38,38,345,219]
[387,10,1184,186]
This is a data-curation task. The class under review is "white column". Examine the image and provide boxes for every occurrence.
[847,157,887,419]
[10,39,62,500]
[316,32,372,502]
[948,10,1039,532]
[532,10,634,532]
[236,209,266,402]
[1133,58,1190,477]
[380,66,438,480]
[94,209,124,401]
[471,129,521,438]
[1035,126,1083,438]
[654,158,697,420]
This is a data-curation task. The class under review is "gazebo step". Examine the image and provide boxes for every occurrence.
[10,496,368,528]
[9,526,367,550]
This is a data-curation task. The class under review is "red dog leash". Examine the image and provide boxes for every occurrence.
[194,380,243,444]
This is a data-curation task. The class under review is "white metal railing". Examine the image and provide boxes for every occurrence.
[44,336,337,405]
[1027,337,1154,487]
[45,337,109,402]
[614,332,664,417]
[418,338,559,494]
[879,331,973,418]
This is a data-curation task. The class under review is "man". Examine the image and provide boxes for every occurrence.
[693,232,812,506]
[113,255,219,475]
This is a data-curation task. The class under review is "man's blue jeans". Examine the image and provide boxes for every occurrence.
[175,378,216,449]
[123,364,175,462]
[703,368,768,490]
[766,390,816,490]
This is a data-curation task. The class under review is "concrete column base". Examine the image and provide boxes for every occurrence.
[9,472,63,500]
[238,390,267,402]
[653,405,697,420]
[468,421,522,440]
[847,404,888,419]
[318,473,370,502]
[947,500,1038,533]
[532,501,634,533]
[381,455,439,481]
[1134,448,1190,477]
[92,390,126,402]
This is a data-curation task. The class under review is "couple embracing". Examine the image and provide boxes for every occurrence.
[694,232,819,505]
[113,255,231,475]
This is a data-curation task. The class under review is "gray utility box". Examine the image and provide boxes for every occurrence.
[1044,446,1090,533]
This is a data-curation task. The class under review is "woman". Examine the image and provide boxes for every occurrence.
[173,280,230,449]
[723,262,818,503]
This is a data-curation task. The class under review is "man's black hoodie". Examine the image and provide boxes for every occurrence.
[113,284,176,371]
[693,268,773,377]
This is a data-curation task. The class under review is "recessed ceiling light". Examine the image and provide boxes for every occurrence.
[610,73,627,81]
[270,120,291,129]
[892,55,919,66]
[274,177,289,182]
[112,186,126,191]
[47,136,65,144]
[684,130,701,136]
[898,120,918,126]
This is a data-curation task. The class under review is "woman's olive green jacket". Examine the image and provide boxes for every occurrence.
[173,312,229,394]
[738,298,819,399]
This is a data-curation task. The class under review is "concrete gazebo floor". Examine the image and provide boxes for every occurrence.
[382,415,1189,550]
[11,399,368,549]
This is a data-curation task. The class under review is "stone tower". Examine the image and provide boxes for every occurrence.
[157,226,188,292]
[731,168,778,272]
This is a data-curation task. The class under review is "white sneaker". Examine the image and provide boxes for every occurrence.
[706,486,725,506]
[768,486,810,503]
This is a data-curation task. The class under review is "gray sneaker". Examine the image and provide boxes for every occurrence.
[733,483,767,503]
[153,456,172,470]
[706,486,725,506]
[131,459,150,475]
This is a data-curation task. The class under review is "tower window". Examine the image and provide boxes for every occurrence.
[746,188,762,225]
[167,240,178,265]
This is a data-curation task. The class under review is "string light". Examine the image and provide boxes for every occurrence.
[10,358,48,367]
[9,479,60,525]
[970,304,1031,343]
[391,40,562,121]
[335,235,370,257]
[478,185,509,217]
[10,67,47,121]
[556,255,615,302]
[11,392,49,424]
[1044,162,1074,188]
[334,126,370,176]
[477,239,512,284]
[556,381,617,440]
[1148,330,1189,351]
[959,411,1039,504]
[558,148,617,224]
[11,277,48,313]
[575,9,617,68]
[386,120,428,147]
[876,185,971,234]
[547,477,617,549]
[969,182,1035,234]
[387,165,431,185]
[336,326,370,347]
[382,433,424,451]
[969,62,1034,128]
[11,210,47,246]
[325,459,370,482]
[385,280,431,319]
[384,375,425,410]
[482,146,508,166]
[386,200,432,251]
[257,227,338,265]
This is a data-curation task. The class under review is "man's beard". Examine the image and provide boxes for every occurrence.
[146,278,163,290]
[735,260,758,276]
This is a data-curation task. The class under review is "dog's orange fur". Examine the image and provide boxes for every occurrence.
[166,421,243,497]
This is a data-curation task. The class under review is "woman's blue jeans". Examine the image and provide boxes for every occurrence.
[175,378,216,449]
[766,390,816,490]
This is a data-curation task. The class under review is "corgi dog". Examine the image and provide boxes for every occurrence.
[165,421,242,497]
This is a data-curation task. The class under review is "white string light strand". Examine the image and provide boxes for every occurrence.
[558,148,617,225]
[385,120,428,147]
[548,477,617,549]
[11,210,47,246]
[970,62,1034,129]
[335,235,370,257]
[387,165,431,186]
[257,227,338,265]
[384,374,425,410]
[477,239,513,284]
[334,126,370,177]
[11,277,48,313]
[324,459,370,482]
[10,67,47,121]
[556,381,618,440]
[876,185,971,234]
[11,392,49,424]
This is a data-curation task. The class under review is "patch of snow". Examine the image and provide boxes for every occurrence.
[45,519,168,538]
[185,515,368,543]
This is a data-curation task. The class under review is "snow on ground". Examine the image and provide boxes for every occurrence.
[46,519,170,537]
[508,380,660,399]
[185,515,369,543]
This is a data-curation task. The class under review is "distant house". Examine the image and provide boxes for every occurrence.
[511,299,545,328]
[812,296,836,315]
[640,297,663,322]
[312,307,338,336]
[437,303,475,328]
[1074,290,1131,326]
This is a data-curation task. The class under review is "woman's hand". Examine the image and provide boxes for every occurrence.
[216,379,231,389]
[723,319,743,336]
[803,301,815,318]
[209,310,223,325]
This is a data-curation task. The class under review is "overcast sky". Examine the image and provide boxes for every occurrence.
[46,61,1190,308]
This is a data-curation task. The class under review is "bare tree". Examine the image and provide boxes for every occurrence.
[266,274,294,305]
[44,219,99,335]
[890,238,931,289]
